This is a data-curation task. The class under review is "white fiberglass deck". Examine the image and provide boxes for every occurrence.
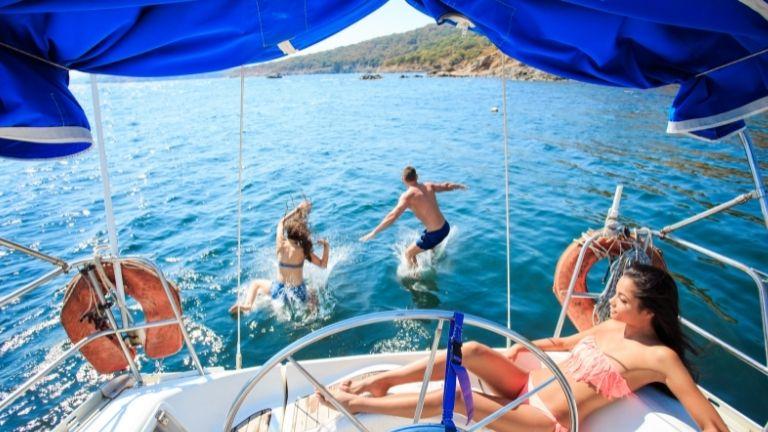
[61,350,750,432]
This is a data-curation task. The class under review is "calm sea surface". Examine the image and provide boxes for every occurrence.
[0,75,766,430]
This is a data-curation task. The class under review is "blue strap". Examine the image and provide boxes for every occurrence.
[441,312,475,430]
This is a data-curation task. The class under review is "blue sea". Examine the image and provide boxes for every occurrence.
[0,75,766,430]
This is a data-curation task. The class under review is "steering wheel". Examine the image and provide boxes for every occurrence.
[223,310,578,432]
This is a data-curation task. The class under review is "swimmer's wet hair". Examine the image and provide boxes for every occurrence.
[403,166,417,182]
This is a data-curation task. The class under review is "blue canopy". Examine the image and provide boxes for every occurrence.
[1,0,767,158]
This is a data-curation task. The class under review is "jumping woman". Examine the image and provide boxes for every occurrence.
[230,200,329,314]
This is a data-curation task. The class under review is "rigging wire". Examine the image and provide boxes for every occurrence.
[89,75,130,325]
[236,66,245,370]
[500,52,512,345]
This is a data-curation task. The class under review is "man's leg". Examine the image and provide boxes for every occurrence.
[405,243,425,268]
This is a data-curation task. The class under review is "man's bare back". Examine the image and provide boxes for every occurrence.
[360,166,466,267]
[403,183,445,231]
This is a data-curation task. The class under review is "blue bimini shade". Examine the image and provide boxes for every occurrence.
[0,0,387,159]
[0,45,92,159]
[1,0,767,159]
[407,0,768,141]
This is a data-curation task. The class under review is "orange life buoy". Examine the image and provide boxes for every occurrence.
[61,267,132,373]
[552,232,666,332]
[60,259,183,374]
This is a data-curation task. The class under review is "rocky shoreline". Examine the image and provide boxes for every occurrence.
[242,25,561,82]
[243,55,561,81]
[374,52,561,81]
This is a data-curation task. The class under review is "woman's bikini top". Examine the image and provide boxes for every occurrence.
[278,260,304,269]
[561,335,632,399]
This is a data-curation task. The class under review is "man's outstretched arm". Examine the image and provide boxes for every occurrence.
[431,182,468,192]
[360,195,409,242]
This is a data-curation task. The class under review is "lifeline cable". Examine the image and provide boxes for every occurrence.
[500,52,513,344]
[235,66,245,369]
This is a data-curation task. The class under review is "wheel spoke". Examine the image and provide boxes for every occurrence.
[287,356,370,432]
[466,376,556,431]
[414,319,445,423]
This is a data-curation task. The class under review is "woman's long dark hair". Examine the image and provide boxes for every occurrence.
[284,218,313,261]
[623,263,696,375]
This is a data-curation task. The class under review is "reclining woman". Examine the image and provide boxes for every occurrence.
[320,264,728,432]
[230,200,329,314]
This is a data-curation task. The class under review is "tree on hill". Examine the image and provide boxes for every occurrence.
[242,25,559,80]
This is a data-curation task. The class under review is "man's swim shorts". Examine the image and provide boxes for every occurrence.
[416,221,450,250]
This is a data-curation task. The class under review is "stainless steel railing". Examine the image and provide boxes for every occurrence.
[0,254,206,413]
[655,233,768,376]
[0,319,176,412]
[552,126,768,378]
[553,189,768,377]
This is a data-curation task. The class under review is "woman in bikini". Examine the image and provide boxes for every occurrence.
[319,264,729,432]
[229,200,329,314]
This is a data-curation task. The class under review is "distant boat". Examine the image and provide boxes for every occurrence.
[360,73,382,80]
[266,73,283,79]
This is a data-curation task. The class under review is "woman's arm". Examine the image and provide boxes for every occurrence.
[276,201,311,246]
[505,322,604,359]
[310,239,329,268]
[657,348,729,432]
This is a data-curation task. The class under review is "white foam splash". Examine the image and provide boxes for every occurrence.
[393,224,457,280]
[235,237,354,324]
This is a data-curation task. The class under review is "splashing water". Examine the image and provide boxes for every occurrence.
[234,237,355,324]
[372,319,432,353]
[394,224,457,281]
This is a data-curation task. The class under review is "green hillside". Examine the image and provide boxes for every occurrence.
[244,25,558,80]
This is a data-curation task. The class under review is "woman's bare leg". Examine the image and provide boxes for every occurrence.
[322,388,554,432]
[344,341,528,399]
[229,279,271,314]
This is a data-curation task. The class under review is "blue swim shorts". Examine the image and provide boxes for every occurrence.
[416,221,450,250]
[270,281,308,302]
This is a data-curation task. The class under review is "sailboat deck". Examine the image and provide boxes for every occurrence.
[63,350,761,432]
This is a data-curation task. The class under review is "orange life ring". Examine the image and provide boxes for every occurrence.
[60,259,183,374]
[552,233,666,332]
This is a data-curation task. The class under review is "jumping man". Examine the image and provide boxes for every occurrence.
[360,166,467,267]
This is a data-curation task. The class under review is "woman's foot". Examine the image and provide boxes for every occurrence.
[339,374,391,397]
[228,304,251,315]
[316,388,360,414]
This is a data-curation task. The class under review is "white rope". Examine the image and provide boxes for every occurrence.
[235,67,245,370]
[500,52,512,345]
[89,75,129,324]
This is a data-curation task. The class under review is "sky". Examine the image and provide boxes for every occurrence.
[300,0,433,55]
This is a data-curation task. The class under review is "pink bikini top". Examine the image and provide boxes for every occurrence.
[562,336,633,399]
